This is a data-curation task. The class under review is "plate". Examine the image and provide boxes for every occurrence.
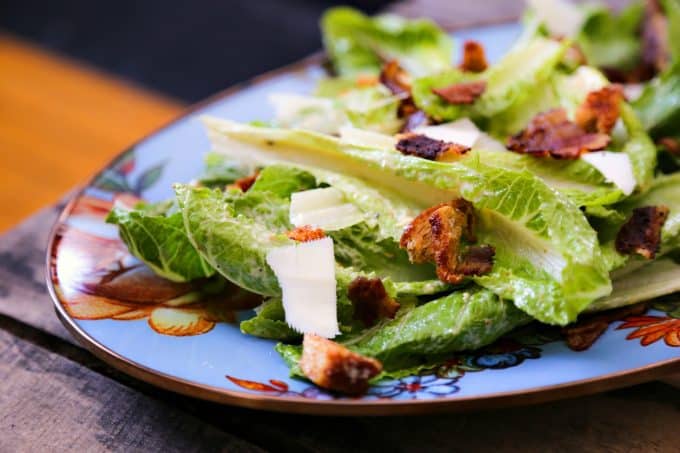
[47,22,680,415]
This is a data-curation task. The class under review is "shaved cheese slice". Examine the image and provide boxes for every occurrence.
[527,0,585,38]
[339,126,397,149]
[290,187,364,231]
[266,237,339,338]
[414,118,480,148]
[581,151,637,196]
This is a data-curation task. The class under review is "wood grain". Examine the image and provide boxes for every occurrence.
[0,34,184,233]
[0,320,262,452]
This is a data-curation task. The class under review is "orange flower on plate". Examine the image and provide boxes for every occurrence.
[52,194,261,337]
[617,315,680,347]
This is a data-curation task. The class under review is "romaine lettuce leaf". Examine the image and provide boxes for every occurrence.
[197,152,252,188]
[204,118,612,324]
[411,37,566,122]
[633,62,680,139]
[619,103,658,191]
[176,184,288,296]
[575,2,644,71]
[106,201,215,282]
[321,7,453,77]
[240,298,301,341]
[271,86,403,135]
[343,287,532,371]
[588,256,680,312]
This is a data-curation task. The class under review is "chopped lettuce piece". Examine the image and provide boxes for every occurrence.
[343,287,532,371]
[633,62,680,139]
[197,152,251,188]
[620,103,657,191]
[412,37,566,122]
[176,184,288,296]
[330,222,436,283]
[240,298,301,341]
[270,87,402,135]
[106,201,215,282]
[321,7,453,77]
[575,2,644,71]
[588,256,680,312]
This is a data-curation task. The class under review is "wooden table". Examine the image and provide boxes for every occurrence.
[0,5,678,451]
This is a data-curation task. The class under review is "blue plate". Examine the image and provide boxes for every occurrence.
[47,22,680,415]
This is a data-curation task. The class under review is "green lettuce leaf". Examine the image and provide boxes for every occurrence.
[343,287,532,371]
[106,201,215,282]
[588,256,680,312]
[620,103,657,191]
[575,2,644,71]
[321,7,453,77]
[240,298,301,341]
[411,37,566,122]
[204,118,612,324]
[633,62,680,139]
[271,86,403,135]
[197,152,252,188]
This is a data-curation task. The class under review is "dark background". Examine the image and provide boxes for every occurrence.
[0,0,391,102]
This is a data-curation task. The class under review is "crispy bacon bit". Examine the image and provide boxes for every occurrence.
[228,170,260,192]
[299,334,382,395]
[459,40,488,73]
[658,137,680,156]
[642,0,670,75]
[400,199,494,284]
[615,206,670,259]
[562,303,648,351]
[379,60,411,96]
[286,225,326,243]
[379,60,418,118]
[401,109,429,132]
[456,245,496,276]
[507,108,610,159]
[348,277,400,327]
[395,133,470,161]
[575,85,624,134]
[432,80,487,105]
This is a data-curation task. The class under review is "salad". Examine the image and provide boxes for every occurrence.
[106,0,680,396]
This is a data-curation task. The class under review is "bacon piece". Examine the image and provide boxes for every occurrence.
[456,245,496,276]
[379,60,411,97]
[459,40,488,73]
[348,277,400,327]
[562,303,648,351]
[400,199,494,284]
[227,170,260,192]
[507,108,610,159]
[401,109,429,132]
[658,137,680,156]
[432,80,487,105]
[615,206,670,259]
[379,60,418,118]
[575,85,624,134]
[642,0,670,75]
[299,334,382,395]
[395,133,470,161]
[286,225,326,243]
